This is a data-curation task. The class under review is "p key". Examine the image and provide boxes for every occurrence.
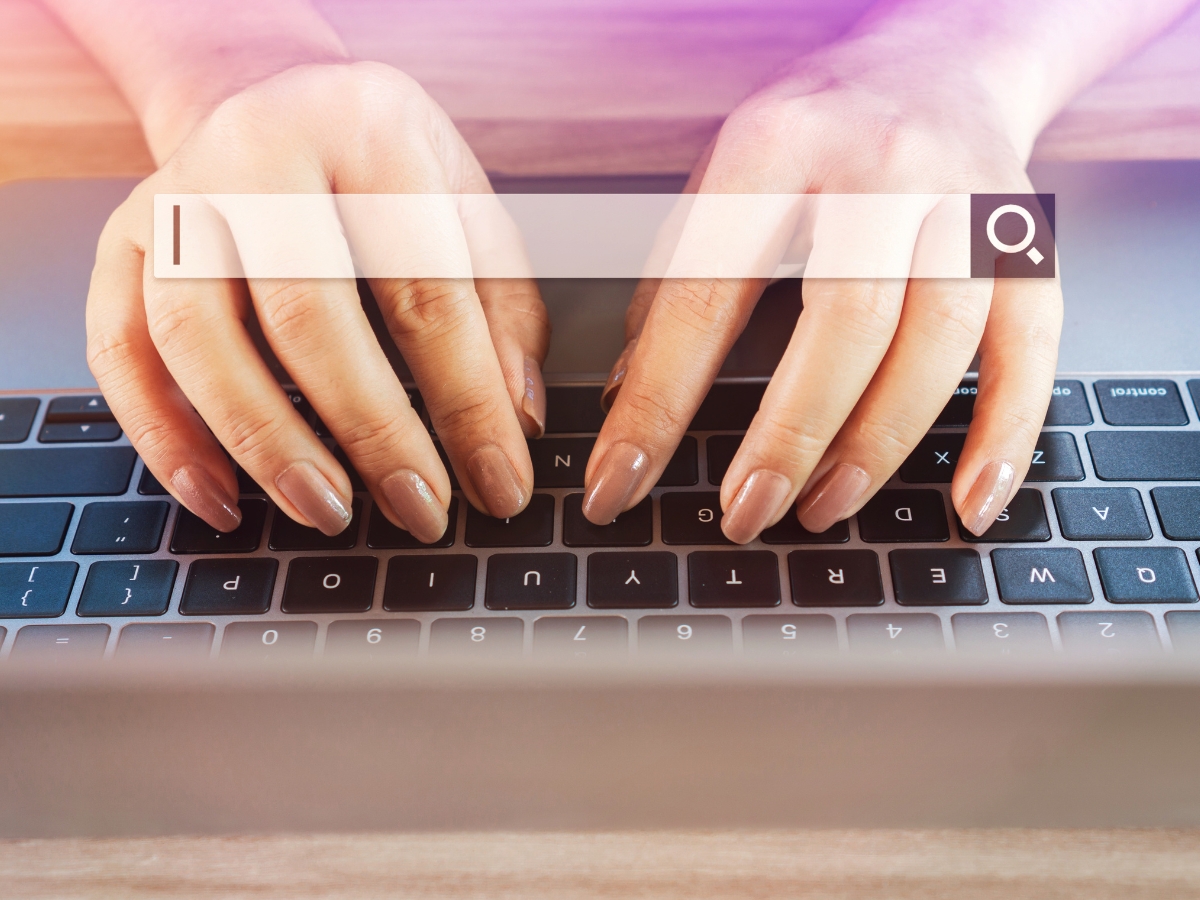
[688,551,780,608]
[180,558,277,615]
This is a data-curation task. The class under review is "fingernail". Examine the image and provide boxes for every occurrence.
[520,357,546,439]
[600,338,638,413]
[582,440,649,525]
[797,463,871,534]
[467,444,527,518]
[380,469,448,544]
[961,460,1016,537]
[721,470,792,544]
[170,465,241,533]
[275,461,352,536]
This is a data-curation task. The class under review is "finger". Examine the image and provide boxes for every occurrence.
[475,277,552,438]
[86,203,243,532]
[951,274,1062,535]
[795,276,994,532]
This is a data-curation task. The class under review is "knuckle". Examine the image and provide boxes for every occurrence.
[806,281,903,343]
[256,281,332,348]
[85,328,139,384]
[915,289,990,344]
[752,415,829,464]
[146,297,206,358]
[614,379,691,441]
[657,281,742,343]
[385,279,472,338]
[221,408,289,471]
[431,389,505,439]
[336,415,414,469]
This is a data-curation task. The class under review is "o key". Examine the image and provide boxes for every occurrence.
[281,557,377,613]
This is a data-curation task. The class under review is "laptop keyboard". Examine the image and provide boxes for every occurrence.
[1,376,1199,662]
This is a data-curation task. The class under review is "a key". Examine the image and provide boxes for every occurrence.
[586,551,678,609]
[1057,611,1160,654]
[44,395,112,422]
[428,617,524,657]
[38,422,122,443]
[991,548,1093,604]
[951,613,1052,655]
[382,555,477,611]
[1088,432,1200,481]
[281,557,377,613]
[562,493,651,547]
[688,550,780,608]
[544,385,606,434]
[76,560,177,616]
[856,490,949,542]
[533,616,628,659]
[1025,433,1085,482]
[660,492,730,545]
[637,615,733,655]
[900,434,965,483]
[269,498,362,551]
[179,558,278,615]
[529,437,593,487]
[0,561,77,617]
[0,447,135,497]
[934,382,978,427]
[0,398,38,443]
[367,497,457,549]
[1165,610,1200,654]
[689,383,765,431]
[0,502,73,555]
[845,613,944,653]
[1094,379,1188,426]
[71,501,169,554]
[324,619,420,660]
[137,466,168,495]
[115,623,215,660]
[170,499,268,554]
[760,515,850,545]
[741,614,838,657]
[706,435,743,484]
[788,549,884,607]
[890,550,988,606]
[484,552,576,610]
[1044,380,1093,426]
[957,489,1051,542]
[1052,488,1151,541]
[465,494,554,547]
[658,437,699,487]
[1093,547,1198,603]
[1152,487,1200,540]
[221,621,318,659]
[11,624,109,660]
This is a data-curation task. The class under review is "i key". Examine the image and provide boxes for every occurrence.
[383,555,477,611]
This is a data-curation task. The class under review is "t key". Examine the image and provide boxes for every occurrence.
[688,551,780,607]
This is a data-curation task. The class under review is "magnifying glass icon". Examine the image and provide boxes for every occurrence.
[986,203,1044,265]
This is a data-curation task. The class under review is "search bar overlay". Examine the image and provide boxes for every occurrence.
[153,192,1054,280]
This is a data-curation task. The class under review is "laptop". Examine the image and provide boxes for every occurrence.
[0,161,1198,835]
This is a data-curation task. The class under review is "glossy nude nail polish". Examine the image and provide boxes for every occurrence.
[275,461,353,536]
[796,463,871,534]
[600,338,638,413]
[171,465,241,532]
[582,441,649,525]
[961,460,1016,536]
[380,469,448,544]
[521,357,547,438]
[467,444,527,518]
[720,470,792,544]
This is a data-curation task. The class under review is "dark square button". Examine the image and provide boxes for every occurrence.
[383,555,477,611]
[857,490,949,542]
[180,558,278,615]
[688,550,780,608]
[465,494,554,547]
[269,498,362,551]
[890,550,988,606]
[1095,379,1188,426]
[77,560,177,616]
[170,499,268,554]
[562,493,652,547]
[1094,547,1197,603]
[71,501,169,554]
[281,556,377,613]
[485,553,576,610]
[587,551,678,609]
[958,489,1050,542]
[788,549,883,607]
[367,497,457,549]
[991,548,1092,604]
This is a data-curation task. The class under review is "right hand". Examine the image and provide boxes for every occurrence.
[87,61,550,542]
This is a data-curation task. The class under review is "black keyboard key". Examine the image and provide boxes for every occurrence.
[658,437,699,487]
[951,613,1052,655]
[846,614,944,653]
[367,497,457,549]
[706,435,742,484]
[1166,610,1200,653]
[11,624,109,660]
[0,398,38,443]
[76,560,177,616]
[1191,380,1200,419]
[1094,547,1198,603]
[533,616,629,660]
[1052,488,1151,540]
[1152,487,1200,540]
[857,490,949,542]
[284,390,313,426]
[428,617,524,657]
[529,437,593,487]
[115,623,215,660]
[235,467,267,495]
[0,561,77,617]
[690,382,765,431]
[45,395,112,422]
[1044,380,1092,426]
[170,499,268,554]
[269,498,362,551]
[1088,432,1200,481]
[545,385,606,433]
[1058,611,1160,654]
[179,558,278,615]
[71,501,169,554]
[688,550,780,608]
[281,557,377,613]
[958,489,1050,542]
[1094,379,1188,426]
[0,447,136,497]
[900,434,964,483]
[327,447,367,493]
[788,549,883,607]
[991,548,1092,604]
[383,555,477,611]
[1026,433,1085,482]
[637,615,733,655]
[485,552,576,610]
[761,514,849,544]
[660,491,730,545]
[0,502,73,555]
[137,466,168,495]
[38,422,122,442]
[562,493,651,547]
[465,494,554,547]
[221,621,317,659]
[890,549,987,606]
[741,614,838,657]
[935,382,977,427]
[324,619,420,660]
[587,551,678,609]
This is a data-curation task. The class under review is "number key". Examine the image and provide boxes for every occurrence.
[221,621,318,659]
[428,617,524,657]
[532,616,628,659]
[1057,611,1160,654]
[741,614,838,658]
[637,615,732,655]
[846,613,944,654]
[951,613,1051,655]
[324,619,420,659]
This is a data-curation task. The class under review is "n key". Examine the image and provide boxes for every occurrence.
[529,438,594,487]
